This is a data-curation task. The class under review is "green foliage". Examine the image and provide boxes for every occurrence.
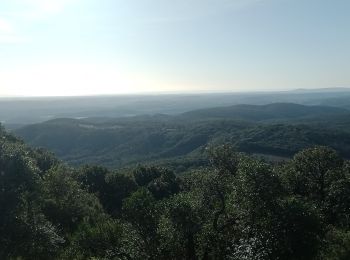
[133,166,180,199]
[65,218,144,260]
[207,144,240,175]
[122,188,160,258]
[32,148,60,175]
[42,166,104,233]
[326,178,350,227]
[320,228,350,260]
[158,192,204,259]
[133,166,163,186]
[2,124,350,259]
[273,198,323,260]
[235,156,283,212]
[103,171,138,215]
[287,146,344,201]
[77,165,138,216]
[0,128,64,259]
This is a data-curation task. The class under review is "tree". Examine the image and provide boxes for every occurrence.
[283,146,344,203]
[207,144,240,175]
[133,165,180,199]
[158,192,203,260]
[77,166,138,216]
[65,218,143,260]
[133,165,162,186]
[0,133,64,259]
[122,188,159,258]
[273,198,323,260]
[41,166,104,233]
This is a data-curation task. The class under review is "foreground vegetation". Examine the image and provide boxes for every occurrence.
[1,125,350,259]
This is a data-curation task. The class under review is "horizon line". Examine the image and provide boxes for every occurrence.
[0,87,349,99]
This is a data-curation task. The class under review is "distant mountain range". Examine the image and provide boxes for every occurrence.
[2,88,350,128]
[291,87,350,93]
[180,103,349,121]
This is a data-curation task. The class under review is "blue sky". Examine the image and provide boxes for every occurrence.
[0,0,349,96]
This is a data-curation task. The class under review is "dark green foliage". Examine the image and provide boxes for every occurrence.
[207,144,240,175]
[77,165,138,215]
[281,146,350,231]
[2,124,350,259]
[77,165,110,194]
[41,166,104,233]
[65,218,144,260]
[133,165,163,186]
[103,171,138,215]
[122,188,160,258]
[0,126,65,259]
[321,228,350,259]
[326,178,350,227]
[234,156,283,222]
[158,192,204,259]
[273,198,323,260]
[0,127,105,259]
[287,146,344,202]
[133,166,180,199]
[32,148,60,175]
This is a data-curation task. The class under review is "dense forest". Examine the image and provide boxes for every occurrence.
[1,123,350,259]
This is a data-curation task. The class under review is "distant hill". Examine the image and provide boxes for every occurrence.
[3,89,350,128]
[14,103,350,168]
[292,87,350,92]
[180,103,349,121]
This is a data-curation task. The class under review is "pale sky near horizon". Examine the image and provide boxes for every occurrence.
[0,0,349,96]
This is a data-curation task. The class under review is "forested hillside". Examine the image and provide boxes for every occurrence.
[15,103,350,169]
[2,125,350,259]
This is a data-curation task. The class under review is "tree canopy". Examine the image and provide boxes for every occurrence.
[1,126,350,259]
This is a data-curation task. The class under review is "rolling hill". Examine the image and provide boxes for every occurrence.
[14,103,350,169]
[3,88,350,128]
[180,103,349,121]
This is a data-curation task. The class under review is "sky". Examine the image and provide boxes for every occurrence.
[0,0,349,96]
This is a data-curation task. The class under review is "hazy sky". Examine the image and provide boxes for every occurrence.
[0,0,349,96]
